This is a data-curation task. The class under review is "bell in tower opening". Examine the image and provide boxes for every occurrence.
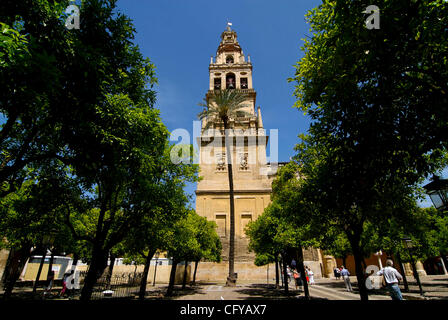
[226,73,235,89]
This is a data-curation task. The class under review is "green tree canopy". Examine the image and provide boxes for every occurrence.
[288,0,448,300]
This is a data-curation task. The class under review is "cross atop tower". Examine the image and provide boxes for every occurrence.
[226,21,232,31]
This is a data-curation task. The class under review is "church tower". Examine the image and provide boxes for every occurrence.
[195,25,277,281]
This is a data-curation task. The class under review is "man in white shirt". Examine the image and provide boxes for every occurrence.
[377,259,404,300]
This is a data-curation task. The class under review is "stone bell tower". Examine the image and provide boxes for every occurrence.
[195,25,278,281]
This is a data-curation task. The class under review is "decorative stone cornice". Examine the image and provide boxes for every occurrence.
[195,189,272,195]
[206,89,256,100]
[209,63,253,71]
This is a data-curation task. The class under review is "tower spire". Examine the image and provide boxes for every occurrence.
[226,20,232,31]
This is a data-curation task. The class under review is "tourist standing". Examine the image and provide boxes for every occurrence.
[307,267,315,285]
[334,267,341,280]
[293,270,302,291]
[286,266,293,284]
[291,259,297,270]
[340,266,353,292]
[44,270,55,296]
[377,259,404,300]
[59,272,69,297]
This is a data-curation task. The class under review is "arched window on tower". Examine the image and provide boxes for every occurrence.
[226,55,234,64]
[226,73,236,89]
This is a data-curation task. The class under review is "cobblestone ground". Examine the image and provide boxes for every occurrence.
[2,275,447,301]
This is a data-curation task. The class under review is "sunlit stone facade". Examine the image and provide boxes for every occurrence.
[194,26,323,281]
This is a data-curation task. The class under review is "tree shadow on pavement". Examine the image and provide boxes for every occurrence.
[144,285,207,300]
[318,278,448,300]
[234,283,328,301]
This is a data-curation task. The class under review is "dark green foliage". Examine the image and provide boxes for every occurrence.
[288,0,448,300]
[0,0,200,301]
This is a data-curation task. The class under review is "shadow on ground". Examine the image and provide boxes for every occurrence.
[318,278,448,300]
[234,283,328,301]
[144,284,209,300]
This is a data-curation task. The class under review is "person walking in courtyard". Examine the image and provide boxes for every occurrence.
[43,270,55,296]
[286,266,293,284]
[307,267,315,285]
[334,267,341,280]
[293,269,303,291]
[59,270,74,298]
[340,266,353,292]
[291,259,297,270]
[377,259,404,300]
[59,272,69,297]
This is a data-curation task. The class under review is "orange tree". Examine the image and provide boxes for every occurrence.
[289,0,448,300]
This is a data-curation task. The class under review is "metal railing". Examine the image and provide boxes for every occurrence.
[78,271,144,300]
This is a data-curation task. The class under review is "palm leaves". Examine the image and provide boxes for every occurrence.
[198,89,252,130]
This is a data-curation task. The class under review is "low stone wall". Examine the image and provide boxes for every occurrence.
[195,261,273,282]
[21,259,325,286]
[194,260,323,283]
[76,264,191,285]
[23,263,64,281]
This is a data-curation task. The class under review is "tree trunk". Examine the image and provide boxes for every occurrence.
[296,247,310,300]
[361,258,367,271]
[279,258,284,287]
[33,247,47,293]
[2,246,31,300]
[80,244,108,301]
[274,254,280,289]
[342,255,347,268]
[47,250,55,279]
[351,242,369,301]
[72,253,79,270]
[409,252,424,296]
[153,255,159,287]
[281,253,288,294]
[192,260,199,286]
[105,253,116,290]
[396,251,409,292]
[267,263,269,285]
[182,261,189,290]
[167,259,178,296]
[224,120,236,287]
[139,250,155,300]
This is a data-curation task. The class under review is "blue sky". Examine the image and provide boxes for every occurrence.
[116,0,319,155]
[113,0,441,208]
[115,0,322,206]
